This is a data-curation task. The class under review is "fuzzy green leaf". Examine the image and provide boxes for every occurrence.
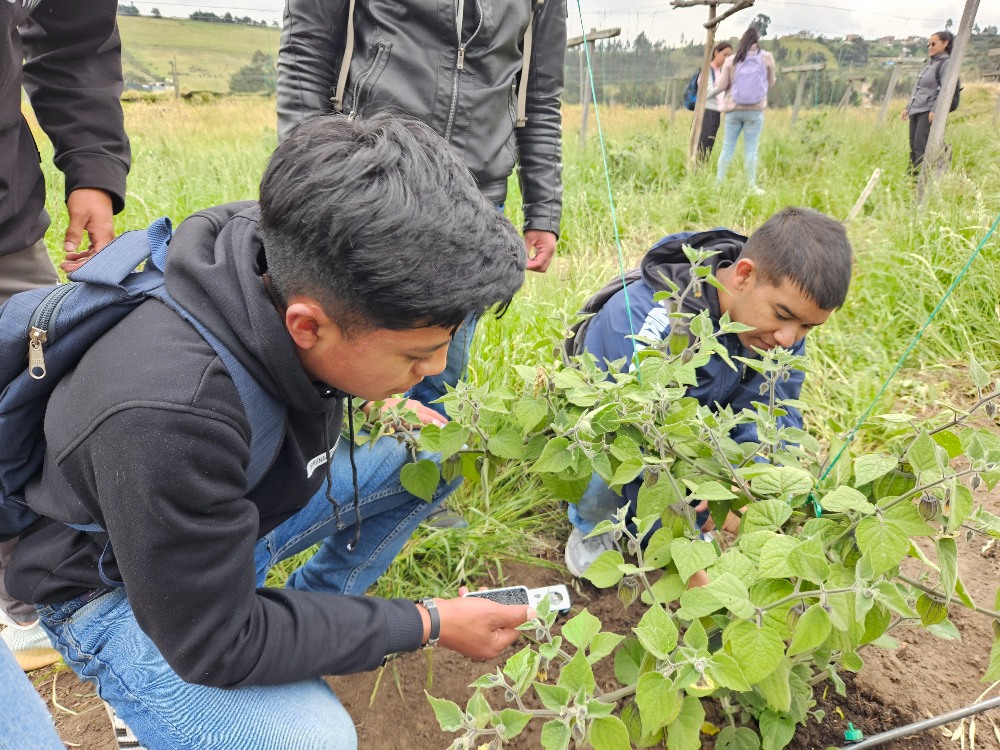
[637,479,681,520]
[643,528,674,568]
[487,428,525,460]
[671,538,718,583]
[717,726,762,750]
[678,573,754,620]
[932,430,964,459]
[611,458,645,486]
[820,486,875,515]
[970,354,992,389]
[437,421,470,460]
[496,709,532,740]
[937,537,959,603]
[613,637,644,686]
[786,604,832,656]
[755,657,793,713]
[633,604,679,660]
[756,536,800,580]
[853,454,899,487]
[425,694,465,732]
[906,430,943,474]
[512,396,548,431]
[707,652,752,691]
[562,608,602,651]
[983,639,1000,682]
[533,683,571,712]
[589,716,632,750]
[540,719,571,750]
[759,709,796,750]
[750,466,814,498]
[588,632,626,664]
[689,480,736,501]
[946,484,974,534]
[400,460,440,502]
[666,695,705,750]
[636,673,680,735]
[557,651,596,695]
[683,617,709,651]
[786,536,831,584]
[530,437,573,473]
[741,499,793,533]
[882,503,935,536]
[585,549,626,588]
[726,621,785,684]
[856,517,909,574]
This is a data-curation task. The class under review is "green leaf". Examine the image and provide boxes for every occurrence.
[588,631,625,665]
[562,608,602,651]
[786,604,832,656]
[437,421,470,460]
[613,637,644,686]
[487,428,525,459]
[643,528,674,568]
[757,536,800,580]
[970,353,992,389]
[585,549,626,588]
[466,691,492,727]
[856,517,910,574]
[683,617,709,651]
[882,503,935,536]
[853,454,899,487]
[678,573,754,620]
[985,639,1000,682]
[533,683,571,712]
[725,621,785,684]
[689,481,736,501]
[589,716,631,750]
[946,484,974,534]
[540,719,571,750]
[637,479,681,521]
[496,709,532,741]
[759,709,796,750]
[937,537,959,603]
[400,460,440,502]
[786,536,831,584]
[820,486,875,515]
[906,430,944,473]
[670,538,718,583]
[717,726,762,750]
[932,430,964,459]
[873,469,917,501]
[512,396,548,431]
[530,437,573,473]
[557,651,596,695]
[633,604,679,660]
[741,499,793,533]
[666,695,705,750]
[611,458,645,486]
[636,673,680,735]
[750,466,814,497]
[873,581,918,619]
[755,657,792,713]
[706,652,752,691]
[425,694,464,732]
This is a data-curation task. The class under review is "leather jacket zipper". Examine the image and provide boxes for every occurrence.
[348,43,387,119]
[445,0,483,140]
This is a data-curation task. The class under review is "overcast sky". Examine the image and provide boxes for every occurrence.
[131,1,999,46]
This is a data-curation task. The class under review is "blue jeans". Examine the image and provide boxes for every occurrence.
[36,436,458,750]
[0,640,64,750]
[408,312,477,418]
[716,109,765,187]
[567,474,709,536]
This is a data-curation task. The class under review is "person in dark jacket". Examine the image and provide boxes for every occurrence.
[564,208,853,578]
[697,41,733,161]
[276,0,566,416]
[9,114,530,750]
[0,0,130,675]
[901,30,954,176]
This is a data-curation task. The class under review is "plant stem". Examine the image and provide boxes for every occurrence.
[897,573,1000,621]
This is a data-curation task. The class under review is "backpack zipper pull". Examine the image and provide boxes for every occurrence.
[28,327,48,380]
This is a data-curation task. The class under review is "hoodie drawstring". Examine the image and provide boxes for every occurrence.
[321,402,363,553]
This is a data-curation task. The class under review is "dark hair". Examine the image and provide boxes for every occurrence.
[712,41,733,57]
[734,26,760,64]
[931,30,954,54]
[740,207,853,310]
[259,114,526,337]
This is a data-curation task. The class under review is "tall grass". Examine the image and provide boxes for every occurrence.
[28,88,1000,594]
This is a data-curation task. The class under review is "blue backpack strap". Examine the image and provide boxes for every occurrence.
[69,218,173,288]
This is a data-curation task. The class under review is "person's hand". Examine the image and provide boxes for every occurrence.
[422,589,535,660]
[524,230,557,274]
[928,111,935,124]
[899,108,909,121]
[363,397,448,428]
[62,188,115,272]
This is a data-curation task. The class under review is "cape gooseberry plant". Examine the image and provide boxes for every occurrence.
[360,247,1000,750]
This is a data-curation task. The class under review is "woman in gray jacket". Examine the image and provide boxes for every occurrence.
[901,30,954,175]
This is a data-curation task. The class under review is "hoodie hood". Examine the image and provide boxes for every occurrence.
[164,201,340,418]
[639,228,747,318]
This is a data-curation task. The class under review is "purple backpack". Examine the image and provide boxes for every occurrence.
[731,51,769,106]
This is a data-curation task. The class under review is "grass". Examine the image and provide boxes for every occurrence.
[26,85,1000,596]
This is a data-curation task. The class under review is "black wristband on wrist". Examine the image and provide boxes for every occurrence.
[420,598,440,647]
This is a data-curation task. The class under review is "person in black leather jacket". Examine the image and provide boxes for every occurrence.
[277,0,566,415]
[901,30,954,176]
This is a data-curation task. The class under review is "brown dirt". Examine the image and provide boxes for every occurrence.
[30,458,1000,749]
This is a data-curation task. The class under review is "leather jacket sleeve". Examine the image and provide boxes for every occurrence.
[516,0,566,237]
[20,0,129,211]
[277,0,349,143]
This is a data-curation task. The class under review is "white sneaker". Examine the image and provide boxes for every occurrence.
[564,527,615,578]
[0,619,60,671]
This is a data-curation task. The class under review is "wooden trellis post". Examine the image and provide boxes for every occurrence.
[985,48,1000,125]
[837,75,866,109]
[671,0,756,170]
[783,63,825,125]
[879,59,921,123]
[567,27,621,142]
[665,74,690,124]
[918,0,980,203]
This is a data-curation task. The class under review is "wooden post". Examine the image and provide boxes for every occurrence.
[986,49,1000,125]
[846,168,882,222]
[918,0,980,202]
[838,76,865,110]
[170,57,180,100]
[665,75,689,125]
[566,27,621,143]
[671,0,756,170]
[879,66,901,123]
[783,63,825,125]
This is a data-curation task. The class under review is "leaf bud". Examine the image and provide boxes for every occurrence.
[986,401,997,418]
[972,475,983,491]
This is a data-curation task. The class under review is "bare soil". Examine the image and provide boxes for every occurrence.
[29,411,1000,748]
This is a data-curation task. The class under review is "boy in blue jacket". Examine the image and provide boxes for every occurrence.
[565,207,853,577]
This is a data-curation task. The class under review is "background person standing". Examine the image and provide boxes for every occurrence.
[901,30,955,176]
[697,41,733,162]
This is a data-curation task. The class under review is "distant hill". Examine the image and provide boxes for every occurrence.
[117,16,280,94]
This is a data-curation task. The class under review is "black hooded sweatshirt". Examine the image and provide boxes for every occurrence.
[8,203,424,687]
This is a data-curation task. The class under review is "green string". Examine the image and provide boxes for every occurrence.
[810,212,1000,516]
[574,1,639,372]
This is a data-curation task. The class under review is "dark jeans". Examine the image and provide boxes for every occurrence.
[697,109,722,160]
[908,111,931,176]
